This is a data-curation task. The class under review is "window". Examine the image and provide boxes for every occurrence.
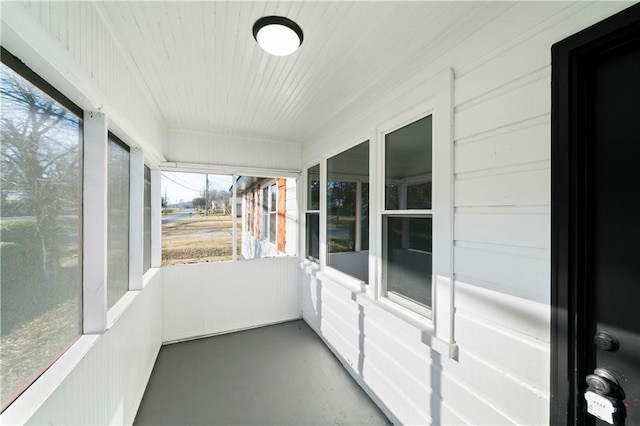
[269,183,277,243]
[306,164,320,262]
[1,51,82,411]
[143,165,152,273]
[236,176,296,259]
[245,194,251,232]
[107,134,130,308]
[161,172,238,265]
[258,181,278,244]
[382,115,433,315]
[261,186,268,240]
[327,141,369,282]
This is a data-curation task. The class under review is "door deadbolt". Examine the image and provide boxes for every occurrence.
[586,368,620,396]
[594,330,620,352]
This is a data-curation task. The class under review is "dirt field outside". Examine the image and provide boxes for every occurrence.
[162,210,242,265]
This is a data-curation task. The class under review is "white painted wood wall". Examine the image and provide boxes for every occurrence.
[162,258,301,343]
[1,1,167,162]
[301,3,631,425]
[167,130,301,171]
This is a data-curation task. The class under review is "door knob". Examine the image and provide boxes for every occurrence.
[586,368,620,396]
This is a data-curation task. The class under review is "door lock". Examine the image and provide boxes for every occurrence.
[585,368,626,425]
[586,368,620,396]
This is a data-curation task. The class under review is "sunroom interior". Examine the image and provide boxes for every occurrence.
[1,2,636,425]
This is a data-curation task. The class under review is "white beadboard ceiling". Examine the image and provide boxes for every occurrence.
[96,1,510,144]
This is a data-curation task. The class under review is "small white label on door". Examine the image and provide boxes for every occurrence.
[585,390,617,424]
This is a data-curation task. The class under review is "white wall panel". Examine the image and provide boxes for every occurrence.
[2,2,167,161]
[455,77,550,142]
[166,130,301,172]
[455,281,550,343]
[439,372,516,425]
[303,274,551,426]
[17,271,163,426]
[455,311,549,388]
[299,3,631,425]
[454,120,549,174]
[455,166,550,208]
[162,257,300,343]
[445,349,549,425]
[455,242,549,303]
[455,208,549,249]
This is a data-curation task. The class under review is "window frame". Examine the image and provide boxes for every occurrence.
[260,180,278,245]
[305,164,321,263]
[373,69,454,353]
[143,165,152,274]
[380,113,434,318]
[269,182,277,244]
[0,47,84,412]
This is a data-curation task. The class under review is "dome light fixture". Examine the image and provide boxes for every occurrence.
[253,16,303,57]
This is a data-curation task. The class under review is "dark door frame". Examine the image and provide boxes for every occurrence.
[551,4,640,425]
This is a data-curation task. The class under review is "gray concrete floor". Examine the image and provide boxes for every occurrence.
[134,320,391,425]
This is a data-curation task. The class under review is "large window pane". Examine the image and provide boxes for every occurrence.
[107,135,130,308]
[305,164,320,262]
[306,213,320,261]
[327,141,369,282]
[384,216,432,308]
[382,114,433,314]
[1,58,82,410]
[361,182,369,251]
[385,115,432,210]
[307,164,320,210]
[143,165,151,273]
[161,172,237,265]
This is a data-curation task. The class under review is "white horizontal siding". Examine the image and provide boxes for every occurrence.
[455,208,549,249]
[455,166,550,208]
[454,119,549,174]
[301,3,631,425]
[455,242,549,303]
[162,257,300,343]
[303,273,552,425]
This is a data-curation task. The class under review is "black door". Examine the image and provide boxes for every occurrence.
[552,4,640,426]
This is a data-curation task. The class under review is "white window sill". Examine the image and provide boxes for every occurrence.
[373,296,458,359]
[317,268,367,294]
[107,290,139,329]
[143,267,160,287]
[299,259,320,271]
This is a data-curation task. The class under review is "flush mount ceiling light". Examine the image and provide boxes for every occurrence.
[253,16,303,56]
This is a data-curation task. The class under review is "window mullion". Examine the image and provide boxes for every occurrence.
[355,181,362,252]
[129,147,144,290]
[232,174,238,261]
[83,111,108,334]
[150,169,162,268]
